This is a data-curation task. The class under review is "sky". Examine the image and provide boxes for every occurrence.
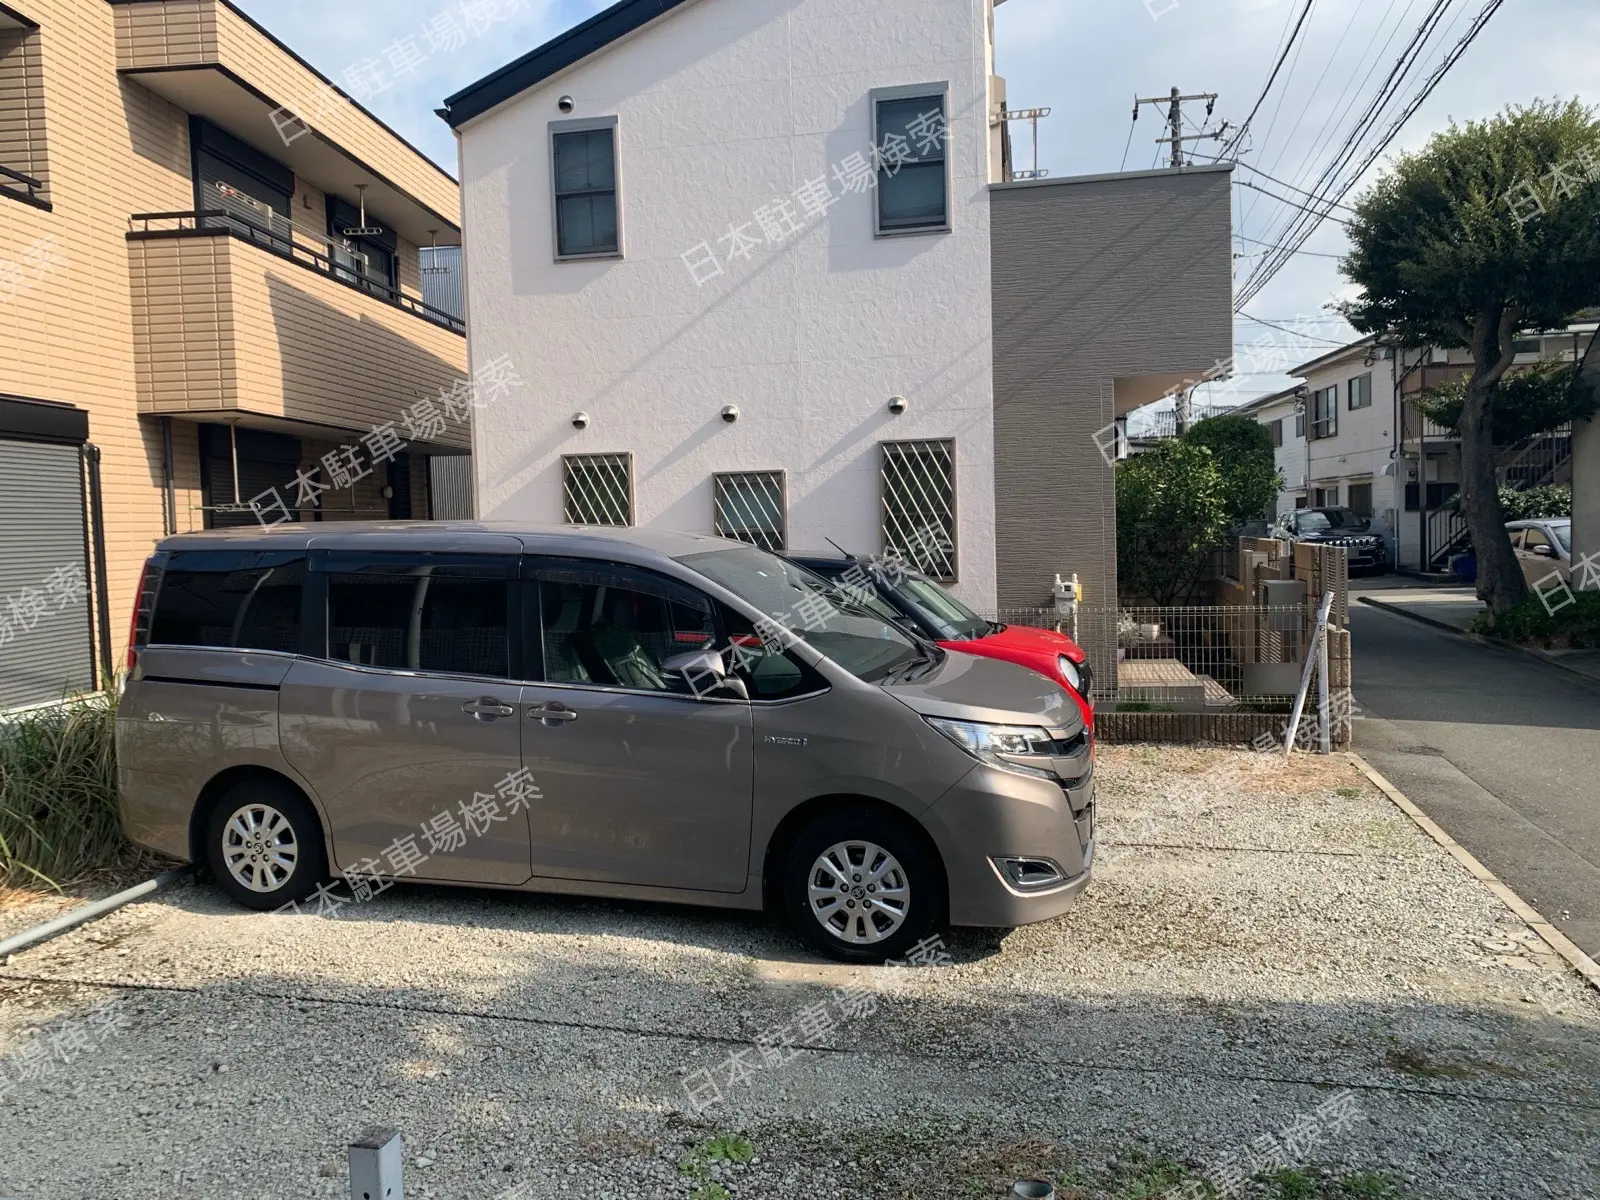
[237,0,1599,412]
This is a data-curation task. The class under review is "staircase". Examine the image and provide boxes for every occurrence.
[1423,426,1573,571]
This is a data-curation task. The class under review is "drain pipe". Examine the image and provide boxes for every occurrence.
[0,865,194,962]
[82,443,115,689]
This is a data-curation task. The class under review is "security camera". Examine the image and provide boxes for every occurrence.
[888,395,908,415]
[721,405,740,423]
[572,411,589,429]
[557,95,575,113]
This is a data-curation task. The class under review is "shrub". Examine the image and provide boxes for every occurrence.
[1471,589,1600,649]
[0,694,126,888]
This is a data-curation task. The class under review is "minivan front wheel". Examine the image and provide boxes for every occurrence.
[782,810,939,963]
[204,779,327,911]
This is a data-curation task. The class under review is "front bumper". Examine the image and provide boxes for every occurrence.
[922,758,1095,928]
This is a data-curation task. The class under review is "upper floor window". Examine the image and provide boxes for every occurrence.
[1269,418,1284,448]
[1310,386,1338,440]
[0,12,49,208]
[872,86,949,236]
[551,118,620,259]
[1347,372,1372,411]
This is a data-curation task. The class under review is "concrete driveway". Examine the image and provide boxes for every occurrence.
[1,749,1597,1200]
[1350,591,1600,960]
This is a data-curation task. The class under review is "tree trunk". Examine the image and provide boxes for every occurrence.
[1459,309,1527,615]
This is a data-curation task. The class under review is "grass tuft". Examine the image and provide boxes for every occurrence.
[0,694,125,889]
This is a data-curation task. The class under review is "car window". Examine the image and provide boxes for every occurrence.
[1523,527,1552,551]
[326,558,513,678]
[678,544,922,683]
[148,551,303,654]
[892,574,989,640]
[1552,524,1571,555]
[716,603,828,700]
[1507,528,1526,550]
[534,562,716,695]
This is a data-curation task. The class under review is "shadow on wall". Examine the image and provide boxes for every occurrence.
[265,274,467,440]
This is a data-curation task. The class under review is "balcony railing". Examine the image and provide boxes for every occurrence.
[127,206,465,335]
[1400,399,1454,443]
[0,164,48,209]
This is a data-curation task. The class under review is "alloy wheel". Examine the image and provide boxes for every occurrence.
[806,839,911,944]
[221,803,299,894]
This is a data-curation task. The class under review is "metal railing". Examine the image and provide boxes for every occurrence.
[127,207,466,335]
[996,604,1327,712]
[0,163,46,207]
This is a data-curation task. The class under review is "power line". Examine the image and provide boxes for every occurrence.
[1237,0,1500,308]
[1222,0,1318,156]
[1238,312,1352,345]
[1236,179,1354,225]
[1235,161,1357,211]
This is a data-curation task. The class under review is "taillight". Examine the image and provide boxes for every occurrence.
[126,559,157,673]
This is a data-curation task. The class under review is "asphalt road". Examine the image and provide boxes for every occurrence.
[1350,598,1600,959]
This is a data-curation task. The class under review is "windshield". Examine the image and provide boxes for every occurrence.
[1296,512,1334,533]
[1321,508,1370,529]
[679,545,924,683]
[893,574,991,641]
[1552,523,1572,555]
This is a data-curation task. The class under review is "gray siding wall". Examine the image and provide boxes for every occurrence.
[990,166,1234,610]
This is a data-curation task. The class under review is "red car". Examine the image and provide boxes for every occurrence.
[790,556,1094,728]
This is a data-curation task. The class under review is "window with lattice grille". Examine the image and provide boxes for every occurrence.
[562,453,633,526]
[881,439,957,581]
[713,471,786,552]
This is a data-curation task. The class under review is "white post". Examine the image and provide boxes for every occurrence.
[1317,612,1331,755]
[350,1128,404,1200]
[1284,591,1335,757]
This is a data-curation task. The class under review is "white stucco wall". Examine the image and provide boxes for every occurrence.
[1299,351,1402,540]
[457,0,998,609]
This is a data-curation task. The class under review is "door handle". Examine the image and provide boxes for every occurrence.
[463,697,515,720]
[528,701,578,726]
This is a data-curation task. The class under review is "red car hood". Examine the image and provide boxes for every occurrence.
[956,623,1086,661]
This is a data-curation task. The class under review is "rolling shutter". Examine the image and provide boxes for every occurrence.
[0,438,96,709]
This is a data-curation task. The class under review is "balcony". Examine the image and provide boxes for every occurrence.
[114,0,459,250]
[127,209,468,447]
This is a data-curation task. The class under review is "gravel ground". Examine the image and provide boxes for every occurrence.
[0,748,1596,1199]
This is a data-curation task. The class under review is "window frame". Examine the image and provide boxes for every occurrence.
[1310,386,1338,440]
[525,556,753,703]
[549,115,623,262]
[562,451,635,527]
[713,470,787,552]
[1347,372,1373,411]
[1269,418,1284,448]
[1346,479,1374,519]
[0,11,49,210]
[306,549,524,682]
[870,83,951,239]
[880,438,959,583]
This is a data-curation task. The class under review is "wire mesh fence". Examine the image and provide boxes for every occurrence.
[995,603,1333,714]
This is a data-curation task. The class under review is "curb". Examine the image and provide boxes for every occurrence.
[1345,753,1600,994]
[1357,595,1600,688]
[0,865,194,962]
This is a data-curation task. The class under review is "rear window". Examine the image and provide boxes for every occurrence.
[148,552,304,654]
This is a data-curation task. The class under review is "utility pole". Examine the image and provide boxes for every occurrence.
[1133,88,1225,168]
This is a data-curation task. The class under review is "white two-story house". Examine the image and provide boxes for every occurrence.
[439,0,1233,614]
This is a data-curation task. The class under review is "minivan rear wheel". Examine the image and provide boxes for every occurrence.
[204,778,327,911]
[782,809,939,964]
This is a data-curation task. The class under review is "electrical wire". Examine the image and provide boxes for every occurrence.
[1237,0,1501,308]
[1235,161,1357,211]
[1236,179,1354,225]
[1238,312,1352,345]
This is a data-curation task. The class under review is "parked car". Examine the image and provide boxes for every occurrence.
[1507,517,1572,587]
[1272,507,1388,574]
[117,525,1094,963]
[789,555,1094,727]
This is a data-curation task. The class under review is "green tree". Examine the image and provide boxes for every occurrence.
[1116,440,1229,604]
[1412,358,1596,444]
[1183,414,1282,525]
[1339,99,1600,615]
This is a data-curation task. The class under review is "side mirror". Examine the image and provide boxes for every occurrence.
[1531,543,1556,558]
[662,649,750,701]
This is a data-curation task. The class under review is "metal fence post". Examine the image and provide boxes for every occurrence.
[350,1128,404,1200]
[1317,604,1332,755]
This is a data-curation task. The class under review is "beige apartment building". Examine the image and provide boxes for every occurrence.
[0,0,469,709]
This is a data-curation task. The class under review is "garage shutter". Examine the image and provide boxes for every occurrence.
[0,439,96,709]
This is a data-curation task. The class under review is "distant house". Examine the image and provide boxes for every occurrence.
[1233,327,1591,572]
[439,0,1233,614]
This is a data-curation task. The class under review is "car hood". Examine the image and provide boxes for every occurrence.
[966,623,1085,660]
[880,649,1082,732]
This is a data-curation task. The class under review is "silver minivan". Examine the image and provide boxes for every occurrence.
[116,524,1094,963]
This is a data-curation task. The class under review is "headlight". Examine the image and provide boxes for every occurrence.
[1057,654,1082,693]
[925,717,1055,778]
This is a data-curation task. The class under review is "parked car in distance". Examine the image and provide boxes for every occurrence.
[1507,517,1572,587]
[117,524,1095,964]
[1272,507,1388,574]
[788,555,1094,727]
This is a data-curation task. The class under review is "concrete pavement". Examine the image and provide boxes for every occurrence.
[1349,591,1600,959]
